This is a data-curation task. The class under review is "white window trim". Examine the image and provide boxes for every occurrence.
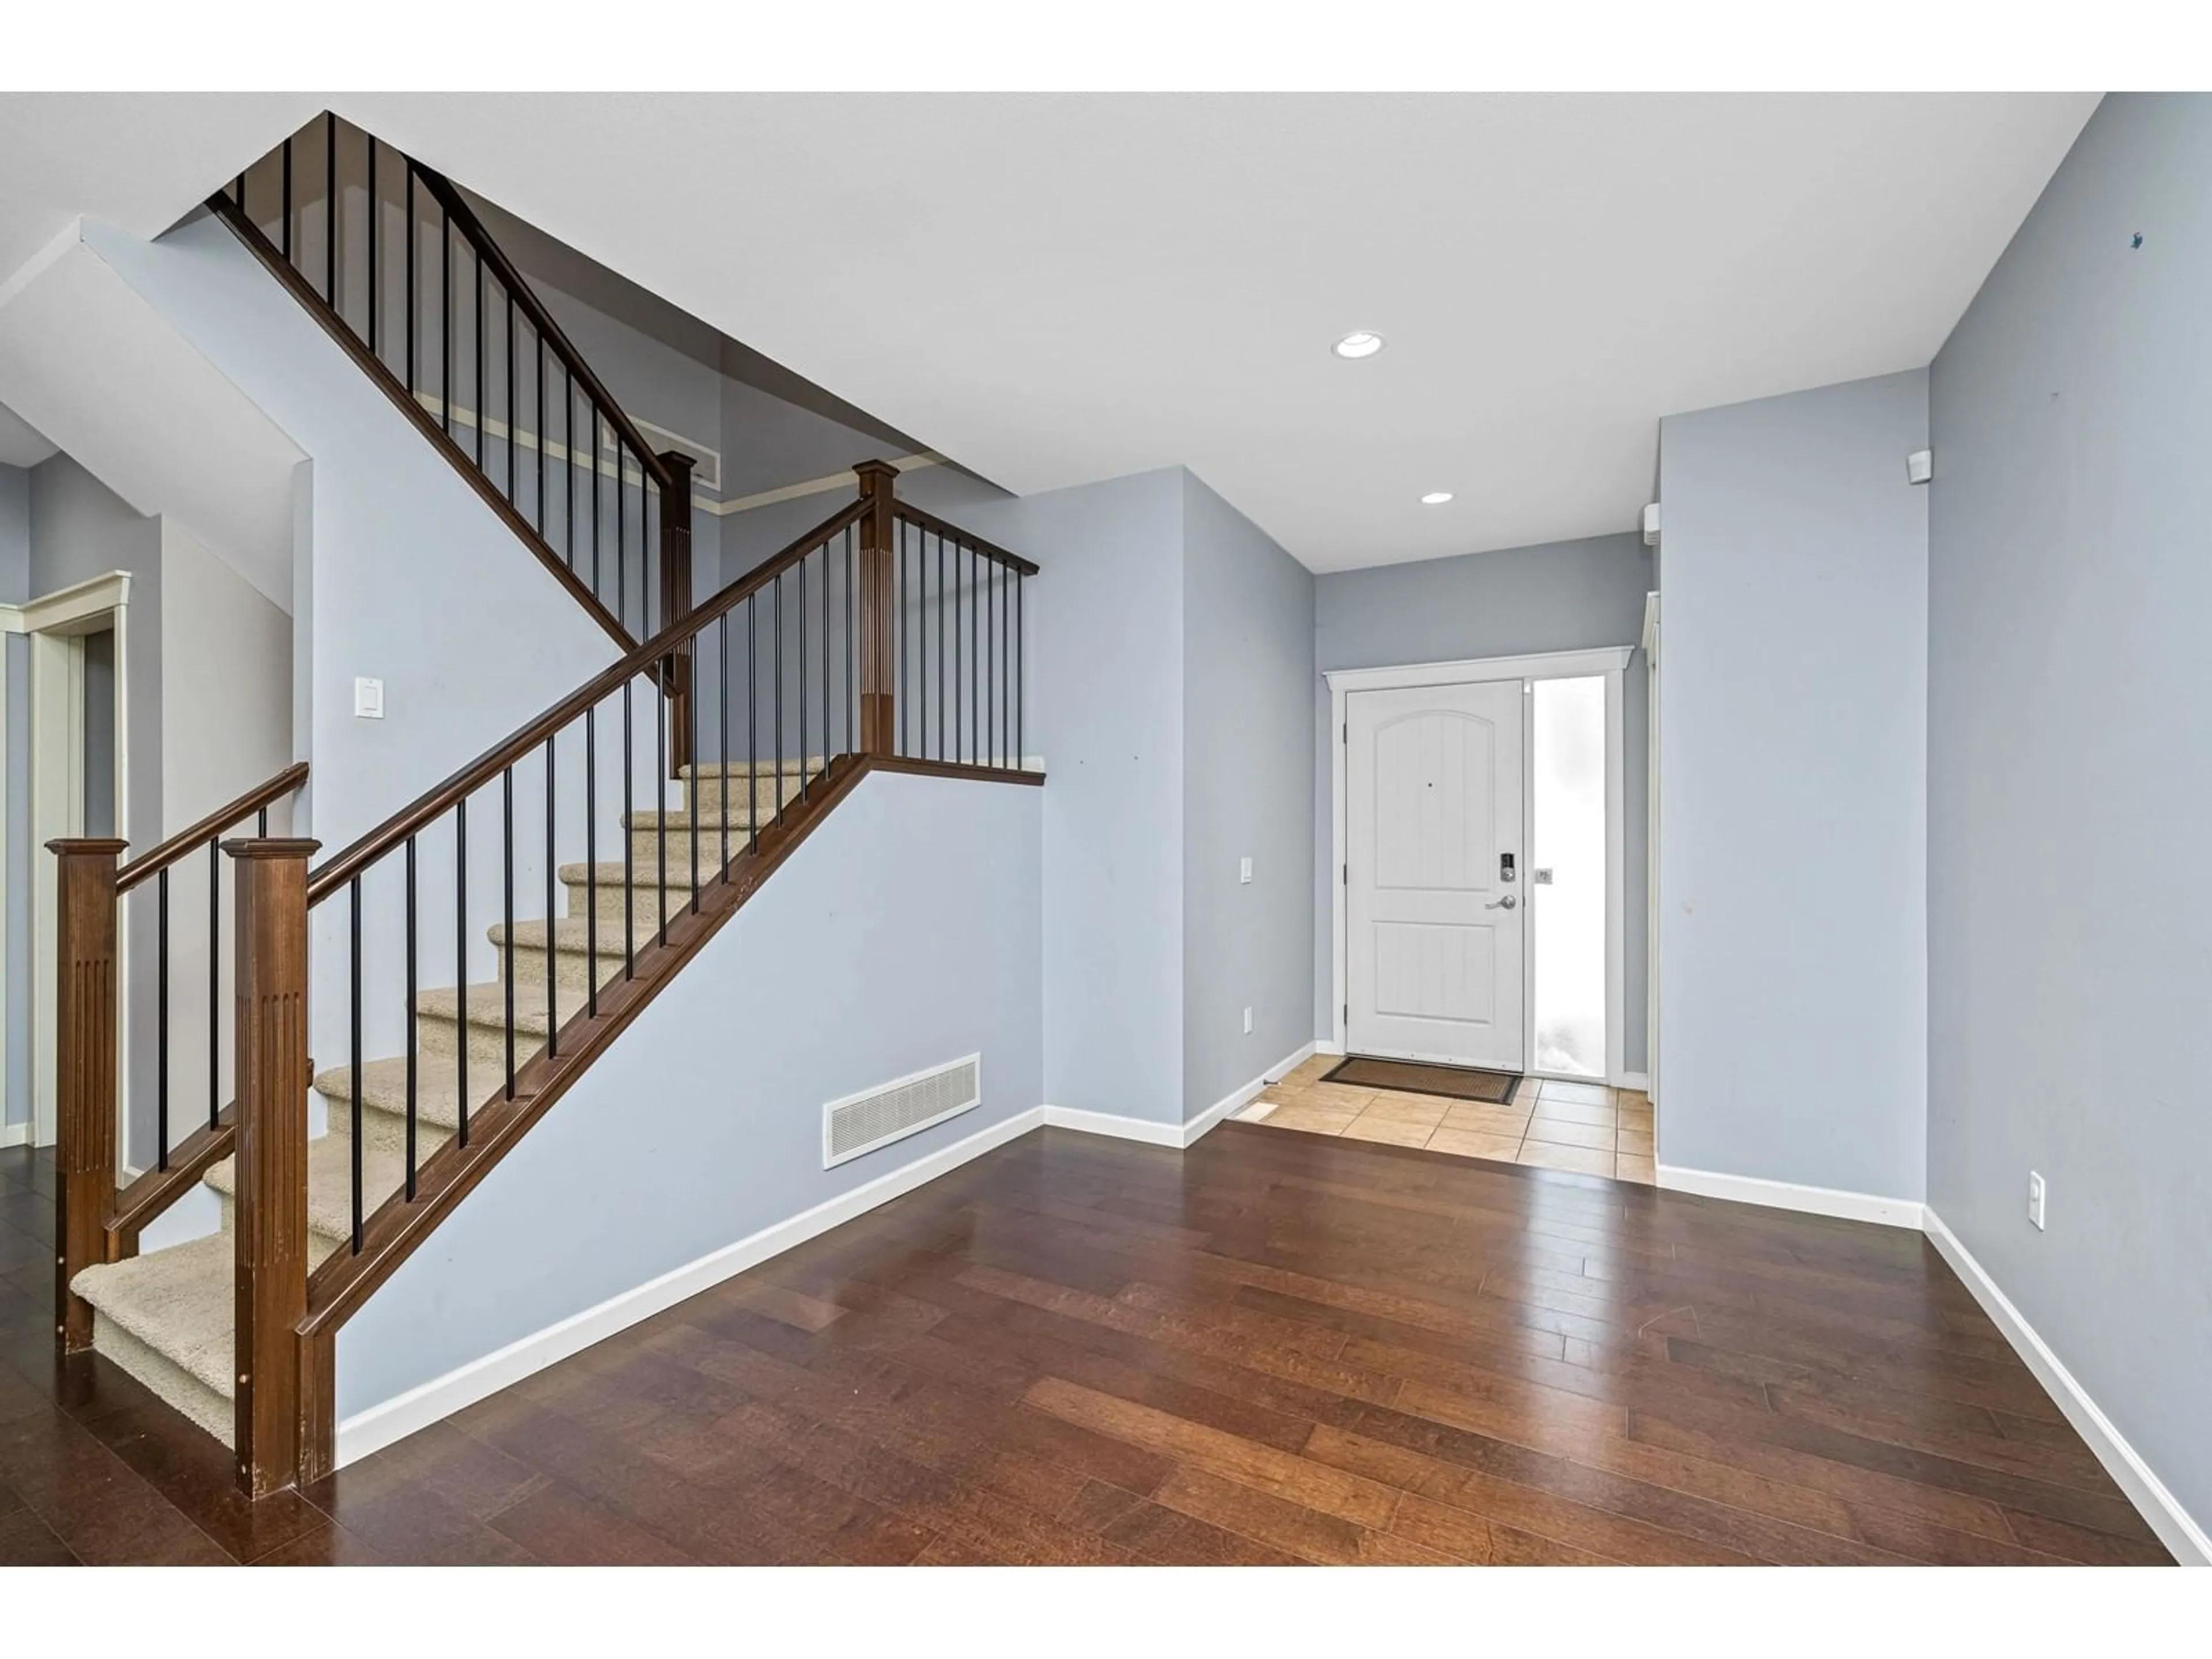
[1327,645,1632,1086]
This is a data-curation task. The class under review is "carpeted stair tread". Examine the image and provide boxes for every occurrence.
[557,854,731,893]
[680,757,829,779]
[416,979,591,1037]
[72,1232,236,1406]
[313,1054,503,1135]
[204,1124,444,1256]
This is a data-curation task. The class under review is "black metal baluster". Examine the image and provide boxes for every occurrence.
[718,612,731,882]
[954,537,963,764]
[656,668,668,947]
[938,531,947,763]
[821,541,831,774]
[617,442,628,635]
[207,839,219,1130]
[798,559,808,800]
[536,335,546,535]
[971,540,980,766]
[1016,573,1025,767]
[405,834,418,1200]
[592,409,602,597]
[986,551,995,766]
[506,289,517,507]
[585,704,599,1016]
[441,205,453,437]
[406,164,416,397]
[365,135,378,359]
[688,637,700,915]
[502,766,514,1100]
[455,800,468,1147]
[475,241,486,468]
[324,113,336,306]
[747,595,759,857]
[774,574,785,820]
[156,872,169,1170]
[349,874,362,1253]
[544,736,558,1055]
[846,527,856,756]
[900,522,910,758]
[622,679,635,978]
[281,136,293,261]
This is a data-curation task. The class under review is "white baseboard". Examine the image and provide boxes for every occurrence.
[1655,1162,1925,1230]
[0,1120,31,1150]
[1313,1039,1346,1057]
[1923,1208,2209,1566]
[1041,1039,1319,1152]
[335,1102,1050,1468]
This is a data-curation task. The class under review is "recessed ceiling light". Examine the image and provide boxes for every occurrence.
[1421,491,1454,506]
[1332,331,1385,360]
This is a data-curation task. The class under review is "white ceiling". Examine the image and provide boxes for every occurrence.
[1,92,2097,572]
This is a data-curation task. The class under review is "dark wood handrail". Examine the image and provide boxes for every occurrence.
[891,499,1040,576]
[409,165,675,494]
[305,495,869,904]
[116,762,309,893]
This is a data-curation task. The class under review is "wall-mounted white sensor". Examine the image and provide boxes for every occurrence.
[1906,449,1933,486]
[1641,503,1661,546]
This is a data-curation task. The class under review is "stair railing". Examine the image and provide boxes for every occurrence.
[207,111,698,765]
[199,461,1034,1494]
[47,762,309,1355]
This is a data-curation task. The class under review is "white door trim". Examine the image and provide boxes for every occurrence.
[1328,645,1633,1084]
[8,571,132,1150]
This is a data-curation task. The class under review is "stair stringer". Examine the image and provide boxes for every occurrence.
[329,765,1043,1464]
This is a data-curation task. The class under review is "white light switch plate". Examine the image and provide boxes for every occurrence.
[1239,857,1252,884]
[2027,1171,2047,1230]
[1242,1007,1253,1034]
[354,677,384,719]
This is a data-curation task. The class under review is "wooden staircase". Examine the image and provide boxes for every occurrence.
[46,110,1041,1501]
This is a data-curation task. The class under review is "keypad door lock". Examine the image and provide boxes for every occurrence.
[1500,853,1516,883]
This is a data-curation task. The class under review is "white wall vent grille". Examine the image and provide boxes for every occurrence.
[823,1054,982,1169]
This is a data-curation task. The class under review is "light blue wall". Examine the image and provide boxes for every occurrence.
[1313,532,1652,1068]
[1182,473,1314,1114]
[338,766,1043,1416]
[961,469,1186,1123]
[86,213,626,1071]
[1927,92,2212,1536]
[1656,370,1928,1200]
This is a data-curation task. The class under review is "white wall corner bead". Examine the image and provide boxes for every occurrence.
[1906,449,1934,485]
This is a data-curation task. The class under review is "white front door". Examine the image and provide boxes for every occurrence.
[1346,680,1525,1070]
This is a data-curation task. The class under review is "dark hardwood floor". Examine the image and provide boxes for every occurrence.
[0,1126,2172,1565]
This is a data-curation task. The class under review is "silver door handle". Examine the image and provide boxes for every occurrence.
[1486,895,1517,910]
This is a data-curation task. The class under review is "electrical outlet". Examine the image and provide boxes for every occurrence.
[2027,1171,2047,1231]
[1239,856,1253,884]
[1242,1007,1253,1035]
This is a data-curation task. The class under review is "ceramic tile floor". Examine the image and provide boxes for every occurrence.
[1236,1055,1655,1184]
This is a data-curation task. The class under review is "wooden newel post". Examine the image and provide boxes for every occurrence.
[225,836,318,1499]
[856,459,900,755]
[657,449,696,777]
[48,838,127,1355]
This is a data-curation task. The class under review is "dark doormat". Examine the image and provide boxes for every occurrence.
[1322,1055,1523,1104]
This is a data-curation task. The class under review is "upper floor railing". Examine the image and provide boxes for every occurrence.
[209,112,694,690]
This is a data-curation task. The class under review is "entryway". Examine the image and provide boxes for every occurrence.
[1328,647,1631,1089]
